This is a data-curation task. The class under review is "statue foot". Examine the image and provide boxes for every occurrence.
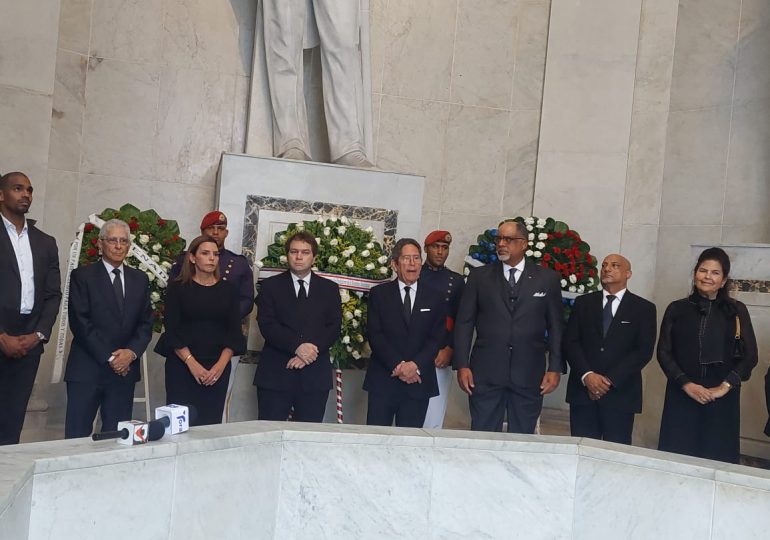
[334,150,374,168]
[280,148,311,161]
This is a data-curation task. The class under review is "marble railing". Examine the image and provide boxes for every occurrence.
[1,422,769,539]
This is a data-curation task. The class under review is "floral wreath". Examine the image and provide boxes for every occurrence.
[466,216,600,316]
[78,204,187,332]
[258,216,393,368]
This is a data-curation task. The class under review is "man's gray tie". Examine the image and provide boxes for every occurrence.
[602,294,616,337]
[508,268,520,302]
[112,268,124,313]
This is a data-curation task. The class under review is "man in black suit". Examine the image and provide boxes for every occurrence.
[0,172,62,445]
[255,231,342,422]
[64,219,154,438]
[564,254,657,444]
[454,220,564,434]
[364,238,447,427]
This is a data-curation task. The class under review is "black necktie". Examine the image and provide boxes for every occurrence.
[603,295,616,336]
[403,286,412,323]
[508,268,520,302]
[112,268,124,313]
[298,279,307,301]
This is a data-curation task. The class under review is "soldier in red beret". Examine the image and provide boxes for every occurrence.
[420,230,465,428]
[170,211,254,421]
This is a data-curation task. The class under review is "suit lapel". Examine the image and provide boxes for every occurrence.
[97,261,123,320]
[1,219,22,280]
[592,291,605,339]
[605,292,631,339]
[517,261,537,301]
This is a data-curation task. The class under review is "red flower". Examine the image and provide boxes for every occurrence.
[540,261,549,268]
[589,268,596,277]
[158,218,166,227]
[553,247,561,254]
[90,237,98,246]
[555,232,563,239]
[172,234,179,241]
[585,252,592,262]
[129,221,139,231]
[543,253,552,262]
[86,248,98,257]
[84,223,94,232]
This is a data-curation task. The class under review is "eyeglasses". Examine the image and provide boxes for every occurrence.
[398,255,422,263]
[495,236,526,244]
[103,237,130,246]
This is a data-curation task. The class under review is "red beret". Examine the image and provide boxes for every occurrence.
[424,230,452,246]
[200,211,227,230]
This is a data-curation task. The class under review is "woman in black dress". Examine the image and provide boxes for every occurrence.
[657,247,758,463]
[162,235,245,426]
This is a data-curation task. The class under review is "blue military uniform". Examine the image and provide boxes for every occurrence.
[420,263,464,349]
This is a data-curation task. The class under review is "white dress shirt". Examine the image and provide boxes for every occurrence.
[2,213,35,314]
[102,259,126,295]
[502,258,526,283]
[581,288,628,384]
[291,271,312,297]
[398,280,418,313]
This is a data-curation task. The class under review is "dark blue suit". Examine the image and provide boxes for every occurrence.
[364,280,446,427]
[64,261,153,437]
[255,270,341,422]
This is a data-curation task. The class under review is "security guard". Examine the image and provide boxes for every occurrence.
[171,211,255,421]
[420,230,465,429]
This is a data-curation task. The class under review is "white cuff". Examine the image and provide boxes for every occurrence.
[580,371,594,385]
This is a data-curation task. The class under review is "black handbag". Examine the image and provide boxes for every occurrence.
[732,315,745,361]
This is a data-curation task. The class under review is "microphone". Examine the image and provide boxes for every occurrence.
[154,404,196,436]
[92,420,150,445]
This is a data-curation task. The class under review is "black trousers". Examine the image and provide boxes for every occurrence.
[469,384,543,434]
[569,403,634,444]
[366,391,429,428]
[65,380,136,438]
[257,387,329,423]
[0,351,41,445]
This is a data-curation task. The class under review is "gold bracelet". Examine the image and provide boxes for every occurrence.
[723,381,732,390]
[183,353,193,364]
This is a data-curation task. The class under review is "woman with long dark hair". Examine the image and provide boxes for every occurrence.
[657,247,758,462]
[160,235,245,425]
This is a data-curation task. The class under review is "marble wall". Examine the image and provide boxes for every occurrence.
[369,0,552,271]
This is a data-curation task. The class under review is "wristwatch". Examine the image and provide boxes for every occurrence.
[35,332,47,343]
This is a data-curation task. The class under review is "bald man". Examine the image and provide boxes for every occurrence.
[563,254,657,444]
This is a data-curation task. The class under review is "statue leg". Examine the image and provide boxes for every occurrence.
[262,0,312,158]
[313,0,370,164]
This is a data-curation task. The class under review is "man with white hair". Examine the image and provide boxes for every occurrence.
[64,219,153,438]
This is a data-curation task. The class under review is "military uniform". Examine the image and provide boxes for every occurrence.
[420,261,465,429]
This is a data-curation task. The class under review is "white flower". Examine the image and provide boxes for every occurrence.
[352,319,359,328]
[139,263,148,272]
[130,234,136,241]
[535,242,545,250]
[161,261,172,269]
[342,335,350,344]
[330,238,339,246]
[377,255,388,264]
[354,309,362,317]
[379,266,388,275]
[279,234,286,243]
[597,284,603,291]
[150,291,160,302]
[316,217,325,223]
[569,274,577,284]
[150,255,159,263]
[315,237,321,245]
[356,334,364,343]
[528,233,535,241]
[365,226,373,233]
[342,250,351,258]
[255,260,264,269]
[139,234,149,245]
[346,346,353,352]
[361,250,370,257]
[538,233,548,241]
[323,227,331,236]
[537,218,547,228]
[526,225,533,232]
[352,350,361,359]
[340,290,351,303]
[152,243,161,253]
[337,226,347,235]
[344,311,354,320]
[524,217,535,225]
[355,291,363,298]
[534,251,542,258]
[341,216,349,225]
[296,222,304,230]
[311,266,318,271]
[145,271,154,280]
[588,277,594,285]
[464,267,470,276]
[366,242,374,249]
[279,255,287,264]
[526,250,534,257]
[569,285,577,292]
[157,281,166,289]
[561,279,567,287]
[577,284,585,293]
[365,263,375,270]
[345,259,355,268]
[328,255,338,264]
[348,245,356,254]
